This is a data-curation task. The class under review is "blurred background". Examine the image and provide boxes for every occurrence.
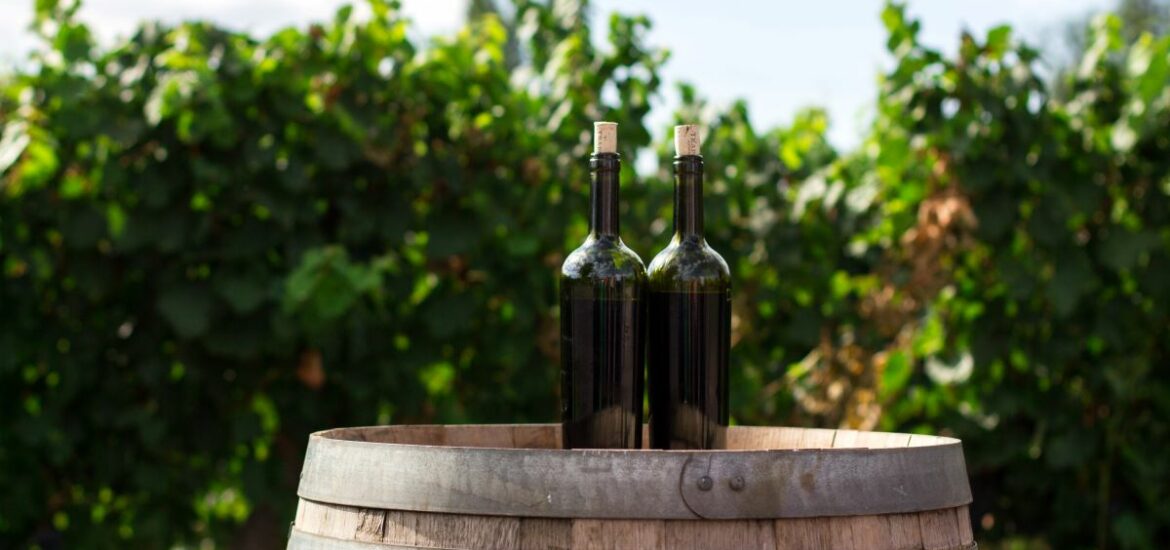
[1,0,1168,547]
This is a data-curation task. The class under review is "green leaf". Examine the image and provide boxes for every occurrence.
[985,25,1011,60]
[880,3,905,35]
[144,72,200,127]
[1128,35,1170,107]
[423,293,472,338]
[972,191,1015,241]
[505,234,539,256]
[55,20,93,62]
[1097,229,1158,272]
[214,274,270,314]
[428,215,478,256]
[1078,14,1123,79]
[156,284,215,338]
[913,311,945,357]
[1047,248,1096,317]
[61,206,106,248]
[880,350,913,398]
[419,361,455,396]
[284,246,382,324]
[0,121,31,174]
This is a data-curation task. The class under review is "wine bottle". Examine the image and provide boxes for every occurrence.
[647,125,731,450]
[559,122,647,449]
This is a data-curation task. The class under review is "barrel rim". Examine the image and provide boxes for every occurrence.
[309,423,964,452]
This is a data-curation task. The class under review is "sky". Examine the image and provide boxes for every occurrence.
[1,0,1113,151]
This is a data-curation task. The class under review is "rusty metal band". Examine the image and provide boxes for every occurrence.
[296,425,972,520]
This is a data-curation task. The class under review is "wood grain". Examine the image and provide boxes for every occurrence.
[664,520,775,550]
[955,506,975,545]
[841,515,894,550]
[519,518,571,550]
[294,500,975,549]
[774,517,833,549]
[918,508,962,550]
[886,512,926,549]
[572,519,663,549]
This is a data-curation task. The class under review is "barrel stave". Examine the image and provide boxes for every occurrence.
[292,499,976,550]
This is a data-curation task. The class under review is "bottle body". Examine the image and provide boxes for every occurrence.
[647,155,731,450]
[560,260,645,448]
[559,152,646,449]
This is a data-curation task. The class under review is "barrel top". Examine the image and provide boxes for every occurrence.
[310,423,961,451]
[297,424,970,521]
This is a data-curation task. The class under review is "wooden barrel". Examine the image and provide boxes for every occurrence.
[288,424,975,550]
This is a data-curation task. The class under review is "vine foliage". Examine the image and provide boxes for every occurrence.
[1,0,1167,547]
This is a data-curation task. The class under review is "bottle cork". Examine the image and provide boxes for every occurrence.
[594,122,618,154]
[674,124,701,156]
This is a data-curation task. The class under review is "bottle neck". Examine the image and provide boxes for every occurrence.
[589,153,621,238]
[673,155,704,239]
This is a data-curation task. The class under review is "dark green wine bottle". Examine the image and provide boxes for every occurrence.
[559,122,646,449]
[647,125,731,450]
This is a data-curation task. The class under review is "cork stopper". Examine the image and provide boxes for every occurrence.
[674,124,701,156]
[593,122,618,154]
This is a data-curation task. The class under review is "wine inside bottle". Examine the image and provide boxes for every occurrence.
[647,125,731,450]
[559,123,646,449]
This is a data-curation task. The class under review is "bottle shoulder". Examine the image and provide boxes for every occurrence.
[560,236,647,284]
[647,237,731,291]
